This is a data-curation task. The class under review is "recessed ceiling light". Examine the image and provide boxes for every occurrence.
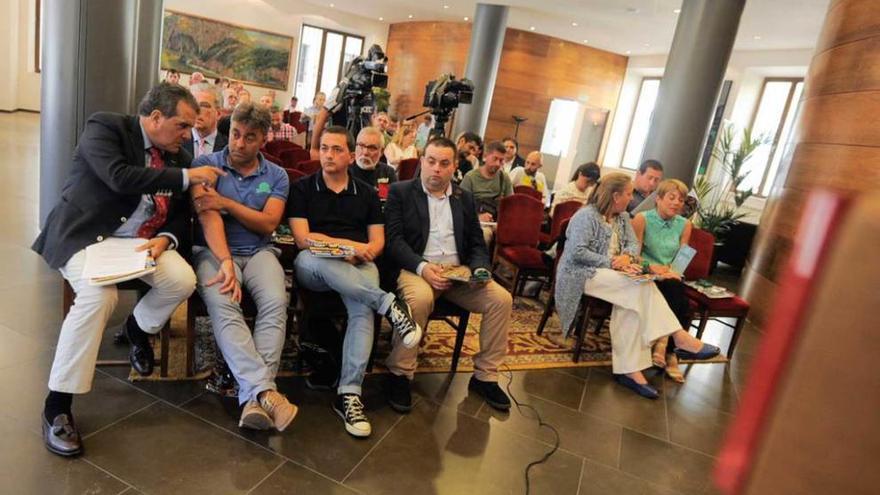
[378,17,384,21]
[571,22,578,27]
[463,16,469,21]
[529,26,536,31]
[329,2,334,7]
[443,5,449,9]
[408,14,414,19]
[673,8,681,14]
[625,50,631,54]
[582,39,589,43]
[643,43,650,47]
[626,7,640,14]
[753,35,762,40]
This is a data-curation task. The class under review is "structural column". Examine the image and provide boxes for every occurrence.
[40,0,163,225]
[640,0,746,185]
[452,3,508,138]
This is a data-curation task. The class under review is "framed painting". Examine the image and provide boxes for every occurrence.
[161,10,294,90]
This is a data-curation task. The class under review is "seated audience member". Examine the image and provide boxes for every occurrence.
[351,127,398,197]
[189,71,205,86]
[454,131,483,180]
[287,96,299,113]
[551,162,600,215]
[460,140,513,246]
[371,111,392,146]
[164,69,180,85]
[554,173,719,399]
[33,83,225,456]
[184,86,227,159]
[627,159,664,213]
[238,89,252,105]
[223,90,239,113]
[190,102,297,431]
[508,151,549,206]
[258,94,274,108]
[415,114,435,149]
[267,106,297,142]
[501,137,525,174]
[631,179,694,382]
[301,92,326,132]
[384,122,418,168]
[215,77,230,89]
[288,126,421,437]
[384,137,513,413]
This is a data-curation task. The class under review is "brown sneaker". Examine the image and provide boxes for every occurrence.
[259,390,298,431]
[239,401,272,430]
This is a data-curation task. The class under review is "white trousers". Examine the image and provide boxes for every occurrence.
[584,268,681,374]
[48,248,196,394]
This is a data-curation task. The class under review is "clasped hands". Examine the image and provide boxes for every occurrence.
[421,263,490,291]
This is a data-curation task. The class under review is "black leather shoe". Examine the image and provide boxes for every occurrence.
[125,316,154,376]
[42,413,82,457]
[387,374,412,413]
[468,376,511,411]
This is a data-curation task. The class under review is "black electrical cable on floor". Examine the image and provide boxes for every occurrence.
[500,364,561,495]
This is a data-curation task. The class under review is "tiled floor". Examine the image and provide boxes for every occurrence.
[0,112,761,494]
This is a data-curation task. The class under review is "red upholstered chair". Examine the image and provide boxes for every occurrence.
[535,218,613,362]
[285,168,307,183]
[287,112,307,134]
[265,140,301,157]
[262,152,282,167]
[397,158,420,181]
[513,185,543,202]
[491,194,549,297]
[683,228,750,358]
[280,148,311,169]
[539,200,582,246]
[295,159,322,176]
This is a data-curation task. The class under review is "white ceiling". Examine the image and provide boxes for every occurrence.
[294,0,831,56]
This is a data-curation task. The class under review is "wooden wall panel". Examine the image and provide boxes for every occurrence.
[741,0,880,326]
[384,22,628,156]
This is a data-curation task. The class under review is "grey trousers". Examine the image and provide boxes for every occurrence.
[194,247,288,405]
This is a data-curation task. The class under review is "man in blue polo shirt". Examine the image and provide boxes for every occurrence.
[190,102,298,432]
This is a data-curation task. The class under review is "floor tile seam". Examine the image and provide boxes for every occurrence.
[619,426,721,460]
[663,382,672,442]
[79,456,137,492]
[549,367,589,383]
[577,370,590,410]
[575,457,586,495]
[176,391,206,408]
[81,399,160,440]
[340,413,406,484]
[283,458,371,495]
[592,458,690,495]
[244,457,287,495]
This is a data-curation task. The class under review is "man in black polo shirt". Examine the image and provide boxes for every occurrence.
[288,126,421,438]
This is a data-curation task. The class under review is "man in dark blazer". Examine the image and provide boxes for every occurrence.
[383,136,513,414]
[32,83,225,457]
[182,84,228,159]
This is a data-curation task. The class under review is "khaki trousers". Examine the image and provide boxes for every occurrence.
[386,269,512,382]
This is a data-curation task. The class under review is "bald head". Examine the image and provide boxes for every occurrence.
[524,151,543,174]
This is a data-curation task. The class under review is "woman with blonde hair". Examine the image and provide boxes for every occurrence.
[384,121,418,168]
[554,173,718,399]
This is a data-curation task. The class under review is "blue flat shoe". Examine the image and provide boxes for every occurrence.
[613,374,660,400]
[675,343,721,361]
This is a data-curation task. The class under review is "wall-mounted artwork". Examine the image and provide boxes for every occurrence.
[161,10,294,90]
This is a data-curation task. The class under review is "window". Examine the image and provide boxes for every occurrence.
[294,25,364,109]
[741,78,804,196]
[621,78,661,170]
[35,0,42,72]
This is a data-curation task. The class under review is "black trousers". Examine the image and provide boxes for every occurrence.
[654,279,691,330]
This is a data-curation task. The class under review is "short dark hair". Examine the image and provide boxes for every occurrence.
[425,136,456,154]
[572,162,601,182]
[484,140,507,156]
[322,125,355,152]
[166,69,179,76]
[138,82,198,117]
[638,159,664,174]
[502,136,518,149]
[231,102,271,135]
[457,131,483,147]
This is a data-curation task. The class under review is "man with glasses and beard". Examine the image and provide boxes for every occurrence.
[349,126,398,200]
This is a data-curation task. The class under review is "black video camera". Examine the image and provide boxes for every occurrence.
[339,44,389,136]
[422,74,475,138]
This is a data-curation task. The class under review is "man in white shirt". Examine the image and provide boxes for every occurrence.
[185,86,227,158]
[508,151,550,206]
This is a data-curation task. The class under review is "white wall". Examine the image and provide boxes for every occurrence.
[164,0,389,107]
[0,0,40,111]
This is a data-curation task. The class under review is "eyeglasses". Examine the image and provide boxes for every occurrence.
[356,143,381,152]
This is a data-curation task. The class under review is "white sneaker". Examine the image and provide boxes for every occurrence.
[333,393,371,438]
[385,298,422,349]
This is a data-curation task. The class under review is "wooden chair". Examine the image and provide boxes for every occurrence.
[492,194,550,297]
[62,280,173,377]
[683,228,750,358]
[397,158,420,181]
[513,185,543,202]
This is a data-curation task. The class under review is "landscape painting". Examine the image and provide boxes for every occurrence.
[161,10,293,90]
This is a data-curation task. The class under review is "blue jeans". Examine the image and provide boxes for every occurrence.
[194,247,287,405]
[294,251,394,395]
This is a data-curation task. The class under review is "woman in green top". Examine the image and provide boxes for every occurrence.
[632,179,692,382]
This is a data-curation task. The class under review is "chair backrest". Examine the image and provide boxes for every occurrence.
[285,168,307,183]
[397,158,420,181]
[262,152,282,167]
[685,227,715,280]
[513,185,543,202]
[265,140,301,157]
[280,148,311,169]
[496,194,544,247]
[548,200,583,243]
[296,159,322,176]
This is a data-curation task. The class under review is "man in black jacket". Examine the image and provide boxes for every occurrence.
[32,83,225,457]
[182,84,228,159]
[383,137,512,413]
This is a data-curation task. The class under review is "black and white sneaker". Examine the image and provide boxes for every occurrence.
[333,394,372,437]
[385,298,422,349]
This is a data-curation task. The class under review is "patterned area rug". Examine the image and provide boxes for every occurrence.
[132,296,726,381]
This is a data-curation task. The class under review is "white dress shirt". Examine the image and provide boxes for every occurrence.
[192,128,218,158]
[416,182,460,275]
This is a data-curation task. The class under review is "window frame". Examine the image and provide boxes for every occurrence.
[620,76,661,170]
[747,77,804,197]
[34,0,42,73]
[297,24,365,100]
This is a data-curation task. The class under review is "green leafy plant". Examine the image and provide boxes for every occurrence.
[694,123,767,242]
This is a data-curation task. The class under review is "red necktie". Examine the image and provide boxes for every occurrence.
[137,148,170,239]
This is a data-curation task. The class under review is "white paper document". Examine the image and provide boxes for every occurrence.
[81,237,152,280]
